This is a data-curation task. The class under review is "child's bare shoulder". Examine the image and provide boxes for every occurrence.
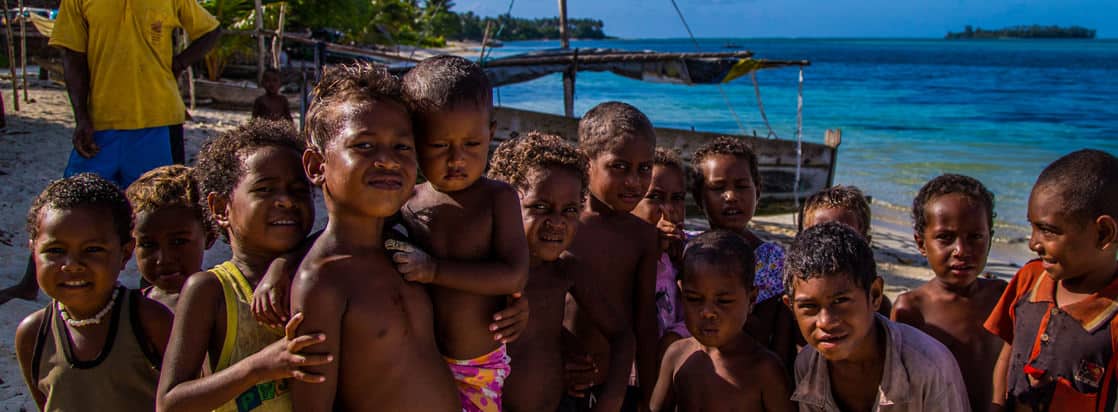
[179,270,226,310]
[16,307,46,347]
[134,292,173,353]
[892,287,929,324]
[663,337,702,371]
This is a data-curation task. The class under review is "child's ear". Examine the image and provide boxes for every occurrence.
[120,239,135,266]
[207,192,231,230]
[1096,214,1118,251]
[869,276,885,312]
[914,232,927,256]
[303,149,326,186]
[782,293,793,310]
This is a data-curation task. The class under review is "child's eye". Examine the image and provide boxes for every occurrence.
[671,193,686,201]
[832,296,850,305]
[84,246,106,253]
[611,163,628,171]
[43,247,65,255]
[563,207,580,215]
[137,240,157,249]
[171,238,191,246]
[684,296,702,303]
[428,142,449,149]
[252,186,273,193]
[645,193,662,201]
[465,141,483,148]
[531,203,549,211]
[638,164,653,174]
[395,143,413,152]
[718,299,736,305]
[351,142,373,150]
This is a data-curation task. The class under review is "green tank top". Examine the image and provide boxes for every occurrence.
[211,261,292,412]
[33,286,161,411]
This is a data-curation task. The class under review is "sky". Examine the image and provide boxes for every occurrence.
[454,0,1116,39]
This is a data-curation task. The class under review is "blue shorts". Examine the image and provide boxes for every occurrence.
[64,125,179,189]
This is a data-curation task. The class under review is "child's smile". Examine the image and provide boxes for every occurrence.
[134,205,213,293]
[224,146,313,254]
[588,138,654,212]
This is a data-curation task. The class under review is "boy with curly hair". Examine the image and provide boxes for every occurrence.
[125,165,218,311]
[491,132,635,412]
[891,174,1006,412]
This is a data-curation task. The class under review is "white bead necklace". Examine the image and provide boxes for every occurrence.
[58,287,120,328]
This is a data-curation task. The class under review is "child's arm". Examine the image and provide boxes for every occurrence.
[571,277,637,412]
[135,294,173,358]
[289,265,347,412]
[634,225,662,408]
[15,309,47,410]
[157,274,331,412]
[489,292,529,344]
[648,340,680,412]
[253,231,321,327]
[890,292,926,328]
[991,342,1011,412]
[392,184,529,295]
[282,99,293,122]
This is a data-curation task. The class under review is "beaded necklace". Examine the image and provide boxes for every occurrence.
[58,286,120,328]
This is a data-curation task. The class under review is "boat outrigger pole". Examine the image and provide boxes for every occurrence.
[559,0,575,117]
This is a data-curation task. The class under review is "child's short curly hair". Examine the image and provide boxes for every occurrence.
[402,55,492,118]
[912,174,995,235]
[800,185,871,237]
[306,62,405,152]
[784,222,877,297]
[126,165,217,238]
[488,131,588,199]
[689,136,761,210]
[683,230,756,289]
[1034,149,1118,223]
[195,118,305,201]
[654,147,684,173]
[577,101,656,159]
[27,173,132,244]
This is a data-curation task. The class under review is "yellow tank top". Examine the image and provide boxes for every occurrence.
[211,261,292,412]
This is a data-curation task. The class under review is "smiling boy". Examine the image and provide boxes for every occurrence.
[784,222,969,412]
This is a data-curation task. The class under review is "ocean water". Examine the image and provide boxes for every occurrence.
[486,38,1118,238]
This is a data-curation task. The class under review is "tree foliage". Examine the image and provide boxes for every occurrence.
[946,25,1096,39]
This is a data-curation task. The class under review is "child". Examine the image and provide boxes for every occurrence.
[799,185,893,317]
[490,132,635,412]
[157,119,330,412]
[562,101,661,410]
[986,149,1118,412]
[689,136,797,368]
[783,222,969,411]
[650,230,794,412]
[631,148,691,354]
[15,173,173,411]
[890,174,1006,412]
[252,69,293,122]
[392,55,529,411]
[125,164,218,311]
[288,62,461,411]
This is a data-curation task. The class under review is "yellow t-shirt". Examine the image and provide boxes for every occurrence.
[48,0,219,131]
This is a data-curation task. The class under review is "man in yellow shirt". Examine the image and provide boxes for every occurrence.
[0,0,220,304]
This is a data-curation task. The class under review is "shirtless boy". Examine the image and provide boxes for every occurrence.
[563,101,661,410]
[651,230,794,412]
[252,69,293,122]
[891,174,1006,412]
[288,62,460,411]
[784,222,969,411]
[395,55,529,411]
[489,132,635,412]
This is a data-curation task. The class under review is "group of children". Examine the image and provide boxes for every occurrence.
[13,54,1118,412]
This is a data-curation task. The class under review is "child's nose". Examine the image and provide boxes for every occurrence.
[61,254,84,273]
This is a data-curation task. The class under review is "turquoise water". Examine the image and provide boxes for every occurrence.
[486,38,1118,236]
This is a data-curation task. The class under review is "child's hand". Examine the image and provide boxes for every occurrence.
[386,239,438,284]
[563,352,599,397]
[252,256,293,328]
[657,220,686,262]
[490,292,529,344]
[251,313,333,383]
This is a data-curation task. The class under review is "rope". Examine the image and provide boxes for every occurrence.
[668,0,747,136]
[751,71,778,138]
[481,0,516,65]
[793,66,804,225]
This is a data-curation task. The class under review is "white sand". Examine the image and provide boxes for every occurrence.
[0,83,1037,411]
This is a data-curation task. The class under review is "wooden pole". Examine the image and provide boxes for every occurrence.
[253,0,265,84]
[271,2,286,69]
[478,21,493,65]
[558,0,574,117]
[2,0,19,111]
[18,0,27,103]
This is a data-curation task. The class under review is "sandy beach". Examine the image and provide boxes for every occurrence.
[0,82,1036,411]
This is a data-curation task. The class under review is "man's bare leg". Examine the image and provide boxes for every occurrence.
[0,256,38,305]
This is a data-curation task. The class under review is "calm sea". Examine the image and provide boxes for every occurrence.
[486,38,1118,238]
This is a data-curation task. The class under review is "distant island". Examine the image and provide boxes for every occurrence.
[454,12,611,41]
[946,25,1096,39]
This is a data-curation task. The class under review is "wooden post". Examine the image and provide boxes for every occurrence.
[253,0,265,84]
[478,21,493,65]
[271,2,286,69]
[558,0,574,117]
[18,0,27,103]
[2,0,19,111]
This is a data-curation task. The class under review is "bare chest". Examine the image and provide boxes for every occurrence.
[404,196,493,259]
[674,358,762,412]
